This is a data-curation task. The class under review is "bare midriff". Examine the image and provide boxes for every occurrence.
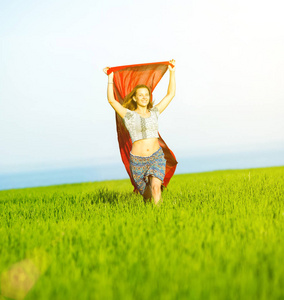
[130,138,160,156]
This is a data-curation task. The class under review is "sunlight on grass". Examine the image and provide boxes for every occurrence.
[0,166,283,300]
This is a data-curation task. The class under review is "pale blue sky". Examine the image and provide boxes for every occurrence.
[1,0,284,173]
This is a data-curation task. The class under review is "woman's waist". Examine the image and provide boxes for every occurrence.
[130,138,160,157]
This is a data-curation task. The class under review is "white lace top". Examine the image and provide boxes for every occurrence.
[122,106,159,143]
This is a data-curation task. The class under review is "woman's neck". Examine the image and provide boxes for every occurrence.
[135,106,149,115]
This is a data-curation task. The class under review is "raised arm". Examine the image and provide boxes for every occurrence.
[103,67,127,119]
[155,59,176,114]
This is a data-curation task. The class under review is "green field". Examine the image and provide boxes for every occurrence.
[1,166,284,300]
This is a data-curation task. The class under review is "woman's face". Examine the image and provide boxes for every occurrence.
[133,88,150,107]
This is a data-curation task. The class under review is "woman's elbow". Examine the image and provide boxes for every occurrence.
[108,98,115,105]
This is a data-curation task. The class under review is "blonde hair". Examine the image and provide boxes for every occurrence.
[122,85,153,110]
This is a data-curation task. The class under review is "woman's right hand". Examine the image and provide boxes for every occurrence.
[103,67,114,80]
[103,67,110,75]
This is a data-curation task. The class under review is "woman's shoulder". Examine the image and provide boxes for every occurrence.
[150,106,160,116]
[123,108,135,120]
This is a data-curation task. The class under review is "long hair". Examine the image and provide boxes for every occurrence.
[122,85,153,111]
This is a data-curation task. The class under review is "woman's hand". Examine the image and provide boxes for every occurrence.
[103,67,110,75]
[168,59,176,72]
[103,67,114,80]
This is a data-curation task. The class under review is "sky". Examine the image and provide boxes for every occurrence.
[0,0,284,174]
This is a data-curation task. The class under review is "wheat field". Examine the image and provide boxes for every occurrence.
[0,166,284,300]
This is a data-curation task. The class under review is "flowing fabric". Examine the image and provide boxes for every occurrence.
[107,61,178,193]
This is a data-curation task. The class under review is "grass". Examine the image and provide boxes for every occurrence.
[0,166,284,300]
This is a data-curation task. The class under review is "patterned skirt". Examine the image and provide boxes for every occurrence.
[129,147,166,195]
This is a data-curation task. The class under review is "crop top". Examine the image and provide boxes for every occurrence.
[122,106,159,143]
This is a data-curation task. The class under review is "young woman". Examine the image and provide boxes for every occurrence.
[103,59,176,205]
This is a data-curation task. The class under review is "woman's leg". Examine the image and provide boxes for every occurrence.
[142,181,152,203]
[149,176,163,205]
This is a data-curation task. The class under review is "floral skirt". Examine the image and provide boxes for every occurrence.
[129,147,166,195]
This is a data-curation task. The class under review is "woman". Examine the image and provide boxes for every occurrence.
[103,59,176,205]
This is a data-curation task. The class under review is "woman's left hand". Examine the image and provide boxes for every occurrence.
[168,59,176,71]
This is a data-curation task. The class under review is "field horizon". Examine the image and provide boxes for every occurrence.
[1,145,284,191]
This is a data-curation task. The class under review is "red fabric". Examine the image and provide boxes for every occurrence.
[108,61,178,193]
